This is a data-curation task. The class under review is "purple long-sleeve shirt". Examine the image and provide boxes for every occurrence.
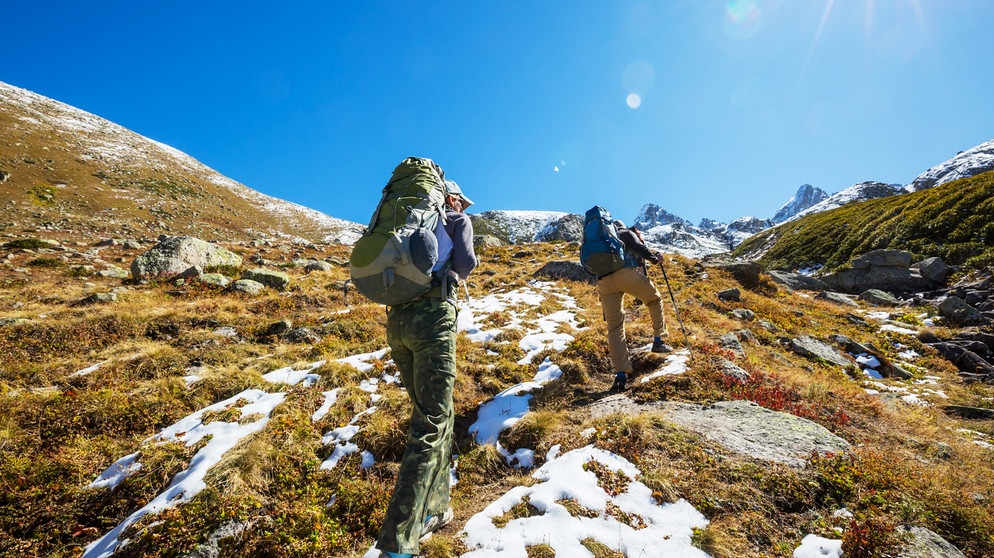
[444,210,477,280]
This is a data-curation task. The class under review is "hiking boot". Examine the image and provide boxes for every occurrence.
[419,507,453,541]
[610,372,627,393]
[651,339,673,353]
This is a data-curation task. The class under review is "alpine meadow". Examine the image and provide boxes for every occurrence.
[2,79,994,558]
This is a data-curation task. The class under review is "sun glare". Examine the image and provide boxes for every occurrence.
[724,0,763,39]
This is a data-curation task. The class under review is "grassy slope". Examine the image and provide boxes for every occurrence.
[732,170,994,272]
[1,239,992,557]
[0,105,348,244]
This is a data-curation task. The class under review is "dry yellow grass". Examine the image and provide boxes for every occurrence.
[1,239,993,557]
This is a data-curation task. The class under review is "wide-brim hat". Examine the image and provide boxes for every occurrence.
[444,180,474,208]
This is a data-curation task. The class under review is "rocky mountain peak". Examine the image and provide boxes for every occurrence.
[772,184,830,223]
[633,203,693,230]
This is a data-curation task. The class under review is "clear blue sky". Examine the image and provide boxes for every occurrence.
[5,1,993,226]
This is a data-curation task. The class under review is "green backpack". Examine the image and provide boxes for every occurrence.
[349,157,448,305]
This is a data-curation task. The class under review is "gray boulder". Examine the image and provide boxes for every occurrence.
[821,249,942,294]
[912,257,951,284]
[199,273,231,288]
[716,358,750,382]
[474,235,504,249]
[294,259,333,272]
[662,401,850,467]
[895,525,966,558]
[131,236,241,281]
[937,296,987,326]
[98,267,130,279]
[731,308,755,321]
[716,288,740,302]
[768,270,828,291]
[228,279,266,295]
[719,333,745,358]
[241,268,290,291]
[851,249,912,269]
[859,289,900,306]
[815,291,859,307]
[791,336,852,367]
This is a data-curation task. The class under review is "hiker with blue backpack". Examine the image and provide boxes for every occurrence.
[349,158,477,558]
[580,206,672,393]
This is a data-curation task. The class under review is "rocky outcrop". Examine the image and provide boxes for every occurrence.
[768,270,828,292]
[820,250,944,294]
[918,329,994,382]
[534,213,582,243]
[131,236,242,281]
[588,397,850,468]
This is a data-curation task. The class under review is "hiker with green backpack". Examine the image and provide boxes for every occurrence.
[350,157,477,558]
[580,206,672,393]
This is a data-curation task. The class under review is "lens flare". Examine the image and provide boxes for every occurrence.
[724,0,763,39]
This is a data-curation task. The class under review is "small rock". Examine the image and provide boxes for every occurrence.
[719,333,745,358]
[228,279,266,295]
[731,309,755,321]
[716,288,740,302]
[241,268,290,291]
[264,319,293,336]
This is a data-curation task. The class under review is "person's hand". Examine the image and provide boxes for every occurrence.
[653,252,664,265]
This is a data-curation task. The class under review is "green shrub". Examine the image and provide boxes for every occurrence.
[27,257,65,268]
[4,238,55,250]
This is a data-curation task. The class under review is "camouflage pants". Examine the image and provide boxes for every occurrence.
[376,296,457,555]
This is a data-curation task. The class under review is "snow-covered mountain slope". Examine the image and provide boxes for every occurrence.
[0,80,364,244]
[634,204,693,229]
[788,182,904,222]
[639,222,733,259]
[772,184,830,223]
[905,138,994,192]
[470,210,570,244]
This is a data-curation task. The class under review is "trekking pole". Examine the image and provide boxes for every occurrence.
[656,257,692,355]
[463,281,472,304]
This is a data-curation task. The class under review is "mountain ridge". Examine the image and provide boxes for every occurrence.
[0,80,363,244]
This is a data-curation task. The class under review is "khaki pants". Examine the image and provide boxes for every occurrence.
[597,266,666,373]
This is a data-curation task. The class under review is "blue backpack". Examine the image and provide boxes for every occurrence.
[580,206,627,277]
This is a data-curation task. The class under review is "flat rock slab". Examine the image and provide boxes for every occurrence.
[590,398,849,467]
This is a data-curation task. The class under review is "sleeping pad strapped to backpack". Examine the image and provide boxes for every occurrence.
[580,205,627,278]
[349,157,448,305]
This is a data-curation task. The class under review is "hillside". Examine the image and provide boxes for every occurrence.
[2,235,992,557]
[0,81,363,245]
[732,170,994,272]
